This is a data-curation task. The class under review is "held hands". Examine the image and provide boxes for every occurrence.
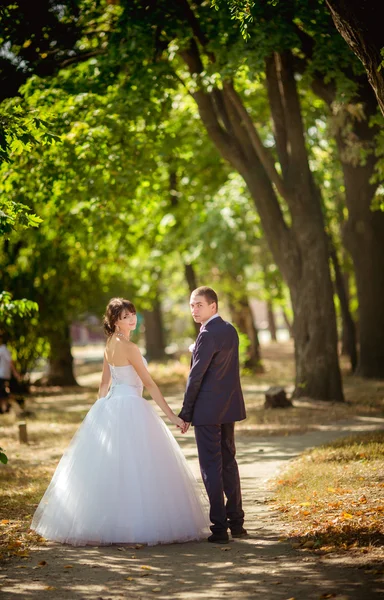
[169,414,190,434]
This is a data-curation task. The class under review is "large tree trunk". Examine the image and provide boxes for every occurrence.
[292,24,384,378]
[332,95,384,377]
[325,0,384,116]
[228,292,263,372]
[179,36,343,399]
[143,299,167,361]
[343,209,384,377]
[46,324,77,386]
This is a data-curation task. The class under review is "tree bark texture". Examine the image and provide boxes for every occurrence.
[326,0,384,116]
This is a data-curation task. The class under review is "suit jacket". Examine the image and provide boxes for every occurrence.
[179,316,246,426]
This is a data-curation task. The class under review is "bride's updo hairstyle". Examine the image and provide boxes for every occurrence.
[103,297,137,337]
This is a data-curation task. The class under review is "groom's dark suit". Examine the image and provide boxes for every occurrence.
[179,315,246,535]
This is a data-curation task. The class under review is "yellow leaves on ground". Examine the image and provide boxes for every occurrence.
[0,517,44,558]
[270,432,384,554]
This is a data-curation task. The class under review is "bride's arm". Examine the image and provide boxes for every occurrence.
[127,344,185,427]
[98,355,111,398]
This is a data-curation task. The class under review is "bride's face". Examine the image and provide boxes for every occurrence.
[116,310,137,333]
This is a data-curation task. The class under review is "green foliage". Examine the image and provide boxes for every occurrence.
[0,291,38,327]
[232,323,251,369]
[0,101,61,236]
[212,0,255,40]
[0,448,8,465]
[1,0,377,368]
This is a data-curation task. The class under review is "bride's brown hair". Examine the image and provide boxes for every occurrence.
[103,298,137,337]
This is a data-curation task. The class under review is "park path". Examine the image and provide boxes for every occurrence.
[1,415,383,600]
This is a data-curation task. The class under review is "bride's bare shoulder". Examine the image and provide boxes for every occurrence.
[125,341,141,355]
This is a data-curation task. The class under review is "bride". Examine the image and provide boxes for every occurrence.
[31,297,209,546]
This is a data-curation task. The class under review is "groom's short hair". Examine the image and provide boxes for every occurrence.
[193,286,218,310]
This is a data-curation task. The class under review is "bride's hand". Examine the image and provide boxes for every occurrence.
[170,414,185,428]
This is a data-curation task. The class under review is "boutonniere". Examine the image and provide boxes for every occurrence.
[188,343,196,353]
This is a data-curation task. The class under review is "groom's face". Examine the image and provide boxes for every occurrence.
[190,293,217,324]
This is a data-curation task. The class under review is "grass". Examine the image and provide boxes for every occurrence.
[270,431,384,556]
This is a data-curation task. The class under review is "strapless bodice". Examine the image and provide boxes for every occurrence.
[108,356,147,396]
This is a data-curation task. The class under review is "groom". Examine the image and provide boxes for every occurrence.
[179,286,247,544]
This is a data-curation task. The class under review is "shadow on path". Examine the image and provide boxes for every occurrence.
[1,417,383,600]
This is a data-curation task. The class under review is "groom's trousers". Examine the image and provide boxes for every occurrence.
[194,422,244,534]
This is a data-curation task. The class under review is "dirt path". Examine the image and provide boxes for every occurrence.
[1,417,384,600]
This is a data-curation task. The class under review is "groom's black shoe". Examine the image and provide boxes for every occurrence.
[208,532,229,544]
[231,527,248,538]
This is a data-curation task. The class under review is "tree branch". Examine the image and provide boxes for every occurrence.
[59,49,105,68]
[175,0,215,63]
[273,51,313,185]
[224,81,289,199]
[265,54,290,178]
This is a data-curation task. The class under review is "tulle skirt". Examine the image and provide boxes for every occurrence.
[31,384,209,546]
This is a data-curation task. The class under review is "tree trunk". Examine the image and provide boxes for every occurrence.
[184,263,198,293]
[340,271,352,355]
[228,293,263,372]
[325,0,384,115]
[329,237,358,373]
[310,60,384,377]
[267,301,278,341]
[184,263,200,336]
[46,324,77,386]
[332,100,384,377]
[282,309,294,338]
[343,210,384,377]
[143,299,167,361]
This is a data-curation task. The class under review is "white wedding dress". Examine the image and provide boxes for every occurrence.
[31,356,209,546]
